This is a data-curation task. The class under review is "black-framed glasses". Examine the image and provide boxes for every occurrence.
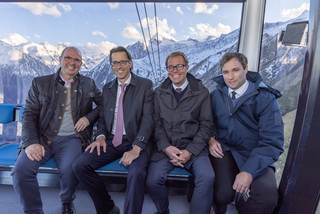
[111,60,130,67]
[166,64,186,72]
[63,56,82,64]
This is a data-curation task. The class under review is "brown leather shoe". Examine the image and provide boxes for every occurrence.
[62,202,76,214]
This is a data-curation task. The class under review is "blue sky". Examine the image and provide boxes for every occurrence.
[0,0,310,53]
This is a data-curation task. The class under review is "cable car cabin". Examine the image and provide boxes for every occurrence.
[0,0,319,214]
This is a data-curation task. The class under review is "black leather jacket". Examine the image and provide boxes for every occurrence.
[20,69,102,149]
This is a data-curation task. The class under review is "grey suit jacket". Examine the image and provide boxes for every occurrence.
[96,73,154,150]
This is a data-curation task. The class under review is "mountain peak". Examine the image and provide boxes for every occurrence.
[0,33,28,46]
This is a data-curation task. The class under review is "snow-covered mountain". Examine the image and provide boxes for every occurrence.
[0,11,309,117]
[86,10,307,102]
[0,34,107,71]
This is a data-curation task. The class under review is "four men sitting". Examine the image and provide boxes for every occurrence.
[11,47,284,214]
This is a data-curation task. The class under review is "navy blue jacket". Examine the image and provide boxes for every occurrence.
[210,71,284,179]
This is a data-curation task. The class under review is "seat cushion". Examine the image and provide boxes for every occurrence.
[169,167,191,176]
[0,143,19,166]
[0,104,16,124]
[96,158,128,173]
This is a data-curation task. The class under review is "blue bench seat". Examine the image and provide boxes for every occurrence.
[0,143,191,178]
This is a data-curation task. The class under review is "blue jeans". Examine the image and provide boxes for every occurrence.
[146,156,215,214]
[11,134,82,214]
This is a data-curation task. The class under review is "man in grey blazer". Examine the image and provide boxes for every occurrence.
[73,46,153,214]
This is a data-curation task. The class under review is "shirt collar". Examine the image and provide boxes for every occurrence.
[59,73,74,87]
[228,80,249,98]
[172,79,189,91]
[117,73,132,86]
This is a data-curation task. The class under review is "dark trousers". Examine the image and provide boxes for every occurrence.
[11,134,82,214]
[146,156,215,214]
[72,135,149,214]
[210,151,278,214]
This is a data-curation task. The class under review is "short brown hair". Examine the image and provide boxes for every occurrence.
[109,46,133,71]
[165,51,189,66]
[220,52,248,70]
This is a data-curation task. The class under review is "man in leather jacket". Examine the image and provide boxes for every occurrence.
[11,46,102,214]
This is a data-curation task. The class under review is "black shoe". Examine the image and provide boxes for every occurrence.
[213,205,227,214]
[155,210,170,214]
[62,202,76,214]
[108,205,120,214]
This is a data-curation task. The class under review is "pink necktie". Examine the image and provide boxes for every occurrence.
[176,88,182,93]
[112,83,126,147]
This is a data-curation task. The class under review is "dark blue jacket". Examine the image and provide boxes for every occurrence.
[210,71,284,179]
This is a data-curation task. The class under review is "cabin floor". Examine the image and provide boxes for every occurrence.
[0,184,238,214]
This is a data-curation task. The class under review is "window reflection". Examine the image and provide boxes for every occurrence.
[259,0,310,183]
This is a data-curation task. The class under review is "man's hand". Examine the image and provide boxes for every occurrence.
[25,144,45,161]
[170,149,192,167]
[233,171,253,194]
[164,146,185,167]
[85,136,106,156]
[208,137,224,158]
[164,146,184,160]
[120,145,142,166]
[74,116,90,132]
[179,149,192,164]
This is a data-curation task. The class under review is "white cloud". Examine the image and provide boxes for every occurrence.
[122,25,143,41]
[194,3,219,14]
[176,7,183,15]
[122,18,177,41]
[34,34,40,39]
[14,3,62,17]
[92,31,107,38]
[59,3,72,12]
[142,18,176,40]
[281,3,310,19]
[108,3,119,10]
[81,41,116,56]
[189,23,231,38]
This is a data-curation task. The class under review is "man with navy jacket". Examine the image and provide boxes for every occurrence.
[209,52,284,214]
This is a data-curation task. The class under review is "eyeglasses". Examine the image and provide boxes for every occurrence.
[166,64,186,72]
[63,56,82,64]
[111,60,130,67]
